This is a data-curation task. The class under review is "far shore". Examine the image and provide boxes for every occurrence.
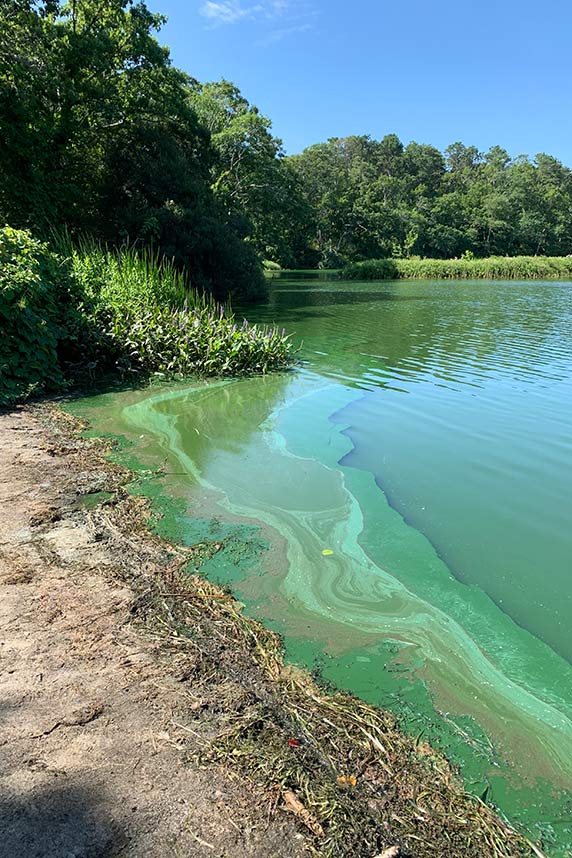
[266,256,572,282]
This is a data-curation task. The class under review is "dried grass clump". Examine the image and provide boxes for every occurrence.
[105,497,543,858]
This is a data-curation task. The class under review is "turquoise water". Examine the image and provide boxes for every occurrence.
[250,277,572,663]
[75,277,572,854]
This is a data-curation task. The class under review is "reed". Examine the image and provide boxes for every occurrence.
[342,256,572,281]
[0,227,293,406]
[62,238,293,377]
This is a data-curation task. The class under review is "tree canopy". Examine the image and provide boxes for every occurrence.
[0,0,264,298]
[2,0,571,285]
[287,135,572,265]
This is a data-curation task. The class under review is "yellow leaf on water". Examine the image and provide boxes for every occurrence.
[322,549,334,556]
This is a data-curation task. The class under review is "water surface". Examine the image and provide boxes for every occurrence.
[76,277,572,853]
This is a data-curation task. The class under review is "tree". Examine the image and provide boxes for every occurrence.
[188,80,314,267]
[0,1,265,298]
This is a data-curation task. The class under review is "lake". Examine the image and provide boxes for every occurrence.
[76,276,572,854]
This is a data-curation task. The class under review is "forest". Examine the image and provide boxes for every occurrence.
[3,0,572,284]
[3,0,572,403]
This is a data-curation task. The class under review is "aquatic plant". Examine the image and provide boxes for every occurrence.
[107,304,291,376]
[0,228,293,406]
[342,256,572,281]
[61,238,293,378]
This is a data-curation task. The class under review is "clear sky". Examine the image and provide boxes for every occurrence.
[154,0,572,164]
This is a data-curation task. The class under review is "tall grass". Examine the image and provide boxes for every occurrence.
[66,239,189,312]
[342,256,572,281]
[1,227,293,406]
[62,239,293,377]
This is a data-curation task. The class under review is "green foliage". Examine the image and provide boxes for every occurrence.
[0,0,265,301]
[3,0,572,286]
[108,305,291,377]
[342,256,572,281]
[288,135,572,264]
[0,228,293,406]
[343,259,399,279]
[59,236,188,313]
[62,238,292,375]
[188,80,314,269]
[0,227,67,404]
[319,248,347,270]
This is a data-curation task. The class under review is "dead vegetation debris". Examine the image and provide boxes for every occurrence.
[20,404,547,857]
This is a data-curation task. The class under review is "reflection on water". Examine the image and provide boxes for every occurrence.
[77,277,572,854]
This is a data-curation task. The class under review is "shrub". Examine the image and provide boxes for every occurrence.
[0,227,294,406]
[342,259,399,280]
[0,228,68,405]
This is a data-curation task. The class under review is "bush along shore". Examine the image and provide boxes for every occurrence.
[342,256,572,281]
[0,227,293,407]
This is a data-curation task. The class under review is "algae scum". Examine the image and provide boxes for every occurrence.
[75,277,572,855]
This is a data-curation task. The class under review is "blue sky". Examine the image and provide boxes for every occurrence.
[155,0,572,164]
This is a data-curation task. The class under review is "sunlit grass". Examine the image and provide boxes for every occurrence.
[57,238,294,378]
[342,256,572,281]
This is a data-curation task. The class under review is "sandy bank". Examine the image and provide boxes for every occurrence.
[0,406,541,858]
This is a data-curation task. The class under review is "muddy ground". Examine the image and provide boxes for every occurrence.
[0,405,540,858]
[0,407,306,858]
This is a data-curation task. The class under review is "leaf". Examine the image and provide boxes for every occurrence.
[282,790,325,839]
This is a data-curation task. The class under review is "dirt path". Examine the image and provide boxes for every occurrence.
[0,408,304,858]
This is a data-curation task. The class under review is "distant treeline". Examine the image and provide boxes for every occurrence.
[2,1,572,291]
[288,139,572,267]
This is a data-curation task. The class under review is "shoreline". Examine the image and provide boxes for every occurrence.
[265,259,572,281]
[0,403,544,857]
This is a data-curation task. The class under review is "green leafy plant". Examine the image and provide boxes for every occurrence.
[60,237,293,377]
[0,227,67,404]
[0,228,294,406]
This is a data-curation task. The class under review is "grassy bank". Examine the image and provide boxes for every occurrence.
[0,227,292,407]
[342,256,572,281]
